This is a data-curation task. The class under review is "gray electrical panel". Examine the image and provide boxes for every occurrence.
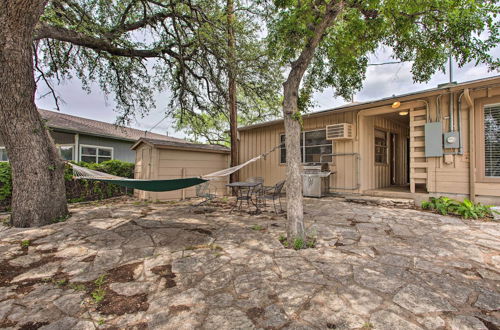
[443,131,460,149]
[425,122,443,157]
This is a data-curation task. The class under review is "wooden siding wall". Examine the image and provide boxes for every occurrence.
[134,146,229,201]
[238,80,500,199]
[133,144,152,200]
[239,111,360,191]
[426,87,500,198]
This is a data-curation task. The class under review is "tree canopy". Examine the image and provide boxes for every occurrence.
[269,0,499,102]
[35,0,282,142]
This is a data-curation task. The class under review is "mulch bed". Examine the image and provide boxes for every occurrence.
[0,255,62,288]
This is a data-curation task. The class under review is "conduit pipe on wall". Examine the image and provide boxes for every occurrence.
[449,92,454,132]
[463,88,475,202]
[443,91,465,156]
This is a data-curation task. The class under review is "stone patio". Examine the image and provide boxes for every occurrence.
[0,197,499,329]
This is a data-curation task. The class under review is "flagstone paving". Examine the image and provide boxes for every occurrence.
[0,197,499,329]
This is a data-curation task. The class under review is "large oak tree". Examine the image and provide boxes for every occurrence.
[1,0,280,227]
[267,0,499,240]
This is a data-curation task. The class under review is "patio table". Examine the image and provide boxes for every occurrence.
[226,181,262,213]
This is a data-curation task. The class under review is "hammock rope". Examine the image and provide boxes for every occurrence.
[69,142,283,192]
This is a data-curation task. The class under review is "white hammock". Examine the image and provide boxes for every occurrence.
[69,142,282,182]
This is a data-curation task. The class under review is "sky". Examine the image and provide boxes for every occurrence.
[36,46,500,140]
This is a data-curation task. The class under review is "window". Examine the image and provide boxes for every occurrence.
[80,145,113,163]
[280,129,333,164]
[57,145,74,161]
[0,147,8,162]
[484,104,500,177]
[375,129,388,164]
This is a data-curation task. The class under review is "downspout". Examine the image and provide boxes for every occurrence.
[449,93,454,132]
[464,88,475,202]
[457,92,464,155]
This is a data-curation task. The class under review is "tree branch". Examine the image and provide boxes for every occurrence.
[33,22,183,59]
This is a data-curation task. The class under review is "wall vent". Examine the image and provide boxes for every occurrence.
[326,123,353,140]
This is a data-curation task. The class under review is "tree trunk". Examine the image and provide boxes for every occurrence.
[283,2,342,240]
[0,0,68,227]
[227,0,239,183]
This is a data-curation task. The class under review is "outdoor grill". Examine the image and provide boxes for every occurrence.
[302,163,331,197]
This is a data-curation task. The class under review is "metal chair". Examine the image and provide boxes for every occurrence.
[257,180,285,214]
[194,181,217,206]
[246,176,264,196]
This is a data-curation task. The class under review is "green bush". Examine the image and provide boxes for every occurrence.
[454,199,494,219]
[72,160,134,178]
[422,196,496,219]
[0,160,134,210]
[0,162,12,202]
[421,196,459,215]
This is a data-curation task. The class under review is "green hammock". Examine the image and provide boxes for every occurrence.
[83,177,208,192]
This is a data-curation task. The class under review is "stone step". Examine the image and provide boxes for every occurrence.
[343,195,415,208]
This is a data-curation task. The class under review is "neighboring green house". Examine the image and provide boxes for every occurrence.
[0,109,184,163]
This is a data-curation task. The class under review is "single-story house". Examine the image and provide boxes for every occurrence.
[0,109,184,163]
[132,138,230,201]
[238,76,500,204]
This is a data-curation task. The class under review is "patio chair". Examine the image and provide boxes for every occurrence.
[246,176,264,195]
[194,181,217,206]
[257,180,285,214]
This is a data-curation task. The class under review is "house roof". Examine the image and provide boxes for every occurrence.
[39,109,186,143]
[238,75,500,131]
[131,137,230,154]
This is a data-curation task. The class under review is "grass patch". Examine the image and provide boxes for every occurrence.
[185,243,223,251]
[20,240,30,248]
[69,283,86,291]
[52,213,70,223]
[91,274,107,304]
[279,234,316,250]
[250,224,265,231]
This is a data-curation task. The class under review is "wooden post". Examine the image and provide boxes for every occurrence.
[181,167,186,200]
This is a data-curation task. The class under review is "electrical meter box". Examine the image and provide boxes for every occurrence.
[443,131,460,149]
[425,122,443,157]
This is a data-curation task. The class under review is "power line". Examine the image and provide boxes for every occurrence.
[368,61,405,66]
[145,113,170,136]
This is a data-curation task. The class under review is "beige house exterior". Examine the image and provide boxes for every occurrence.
[132,138,230,201]
[238,76,500,204]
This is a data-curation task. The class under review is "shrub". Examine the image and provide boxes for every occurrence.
[422,196,496,220]
[454,199,494,219]
[421,196,459,215]
[0,162,12,202]
[0,160,135,211]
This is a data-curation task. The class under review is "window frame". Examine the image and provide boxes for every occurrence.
[476,96,500,183]
[279,128,333,165]
[56,144,75,162]
[0,147,8,162]
[79,144,114,163]
[374,128,389,165]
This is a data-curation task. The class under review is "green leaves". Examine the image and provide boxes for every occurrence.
[421,196,495,219]
[268,0,499,105]
[0,163,12,202]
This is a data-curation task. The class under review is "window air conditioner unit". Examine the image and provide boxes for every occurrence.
[326,123,353,140]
